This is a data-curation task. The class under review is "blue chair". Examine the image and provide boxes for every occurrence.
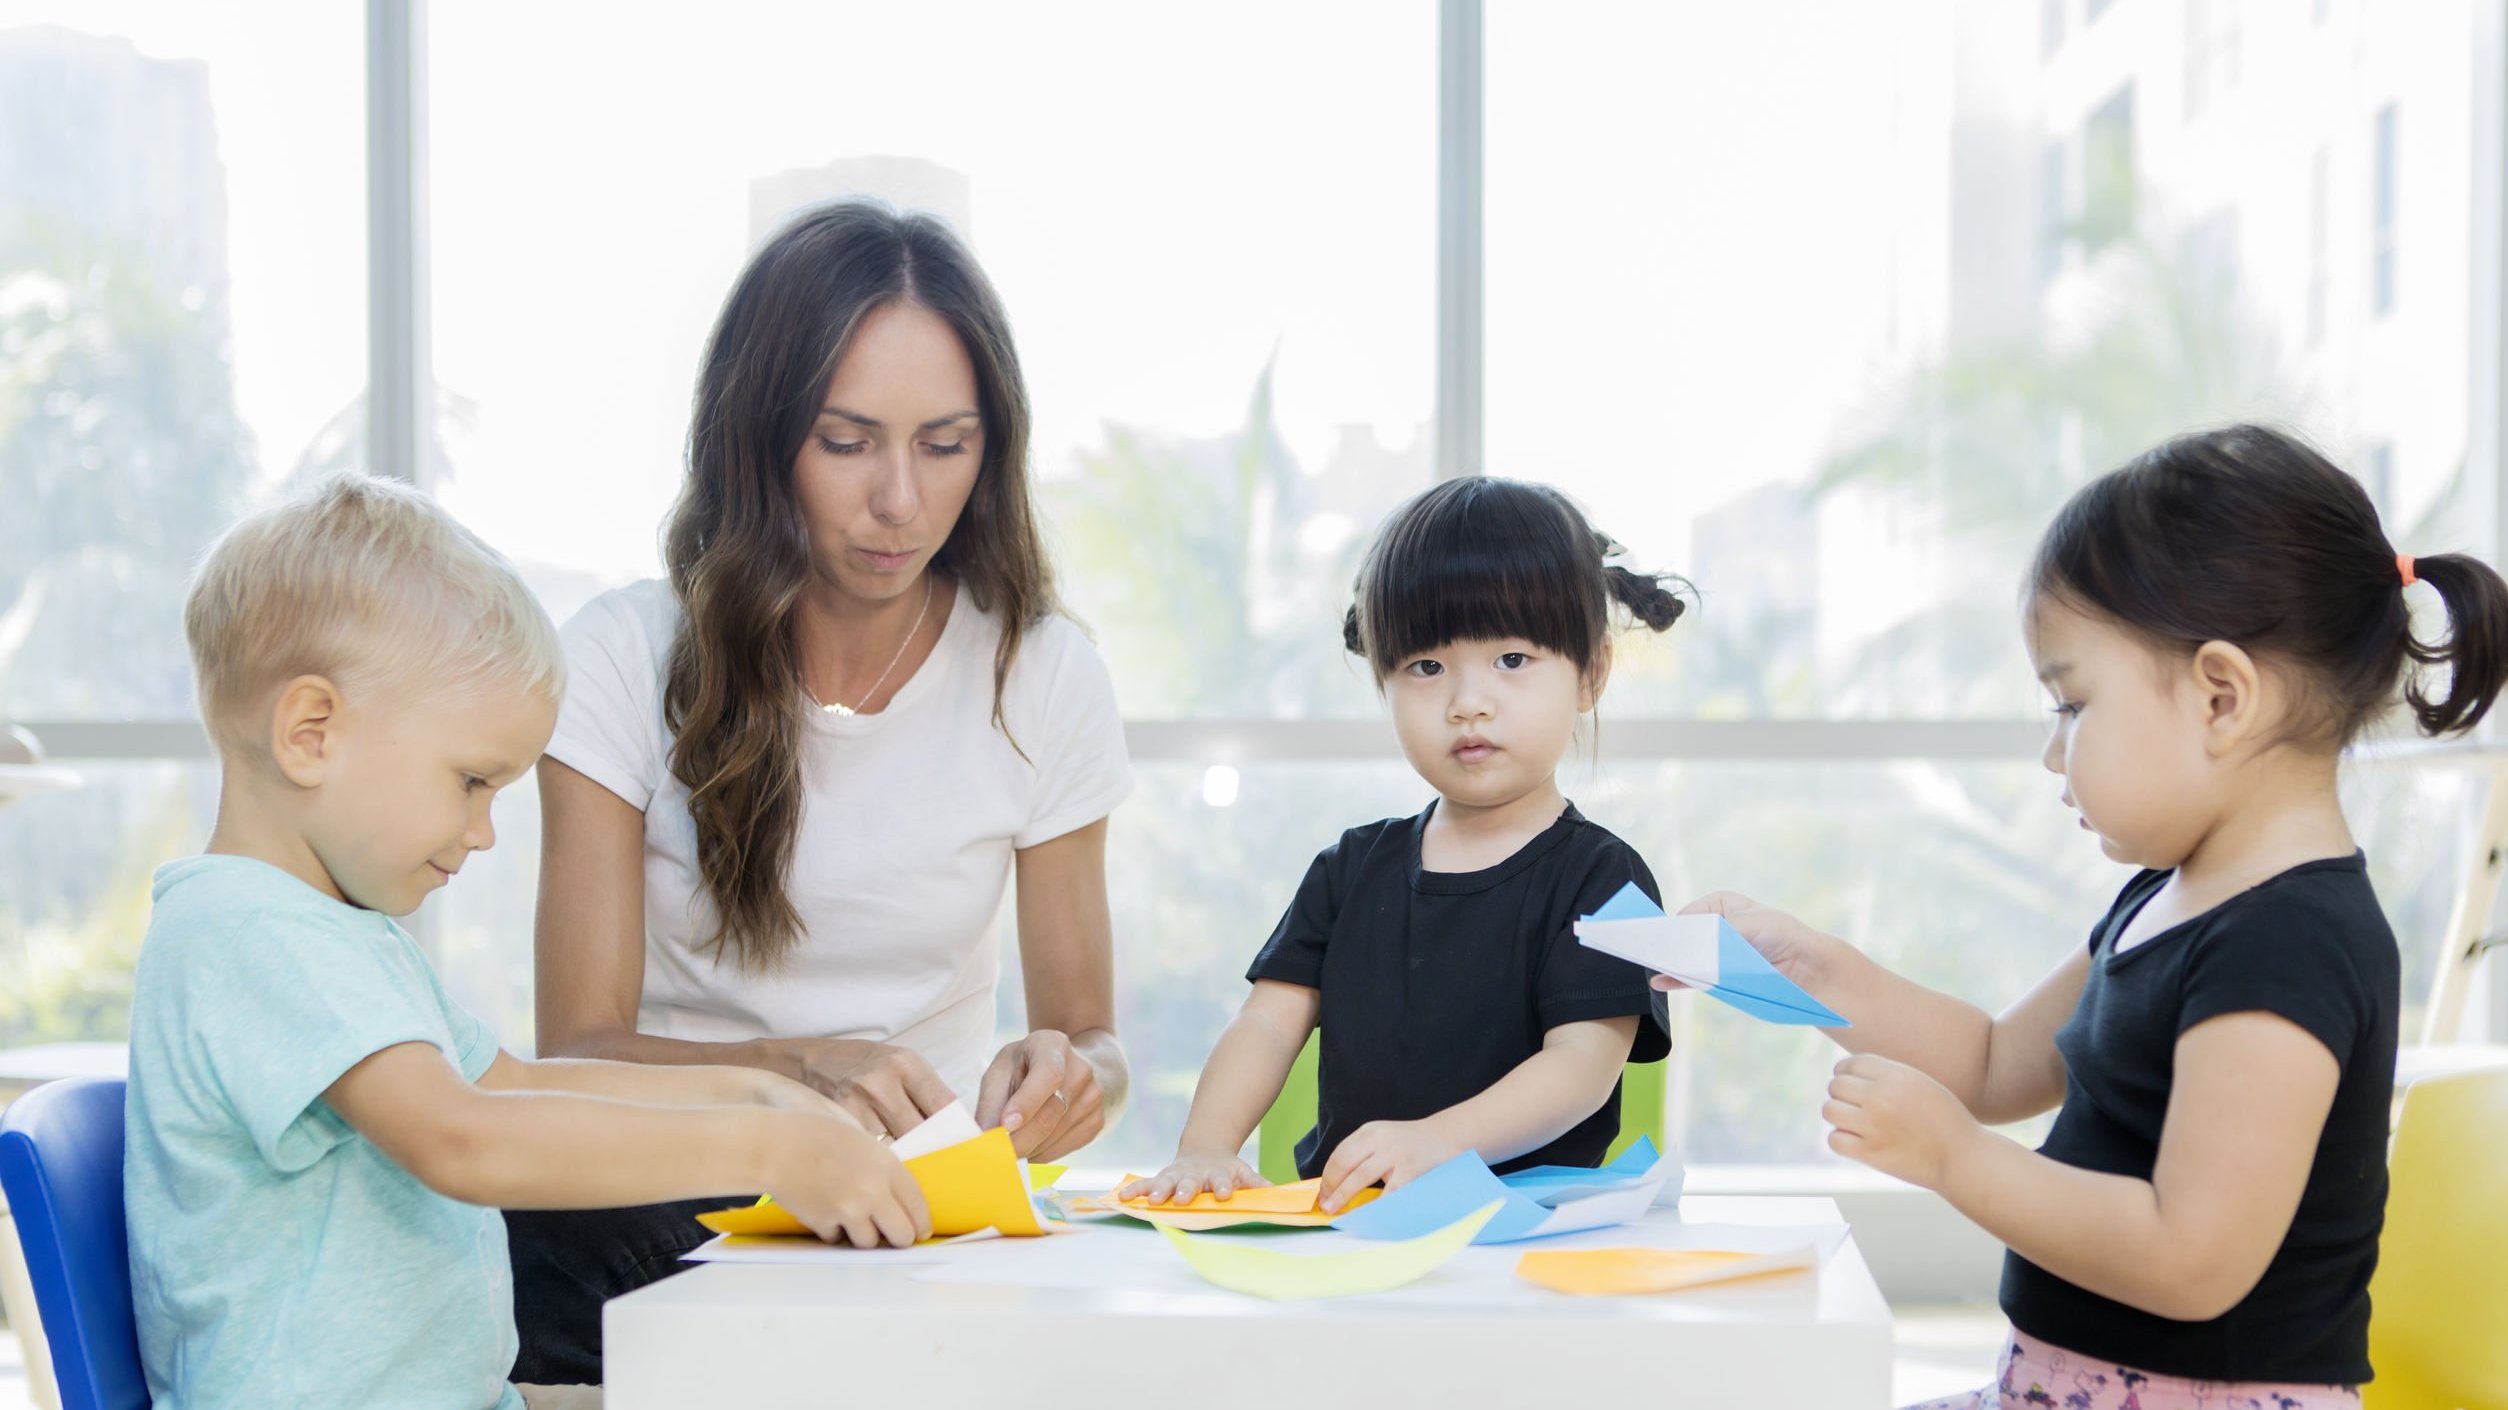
[0,1078,148,1410]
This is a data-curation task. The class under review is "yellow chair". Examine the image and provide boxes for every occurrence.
[2364,1065,2508,1410]
[1253,1032,1667,1185]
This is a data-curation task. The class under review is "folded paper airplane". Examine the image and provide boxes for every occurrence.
[1575,884,1849,1027]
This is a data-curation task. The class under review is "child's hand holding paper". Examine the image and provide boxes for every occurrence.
[1651,891,1836,995]
[757,1111,932,1247]
[1115,1151,1270,1206]
[1319,1117,1467,1212]
[1576,885,1849,1027]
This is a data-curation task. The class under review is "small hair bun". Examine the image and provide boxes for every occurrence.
[1604,564,1689,632]
[1341,603,1365,657]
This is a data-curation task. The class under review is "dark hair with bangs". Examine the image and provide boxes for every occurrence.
[2030,422,2508,746]
[1342,477,1688,681]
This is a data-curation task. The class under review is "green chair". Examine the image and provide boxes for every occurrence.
[1253,1032,1669,1185]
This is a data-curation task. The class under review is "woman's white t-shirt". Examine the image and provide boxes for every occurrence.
[546,578,1133,1099]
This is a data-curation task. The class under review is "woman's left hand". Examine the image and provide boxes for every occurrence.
[975,1029,1106,1159]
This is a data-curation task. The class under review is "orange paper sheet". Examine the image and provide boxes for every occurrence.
[695,1128,1050,1240]
[1079,1176,1380,1230]
[1513,1245,1817,1296]
[1112,1176,1333,1214]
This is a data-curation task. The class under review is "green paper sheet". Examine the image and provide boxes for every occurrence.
[1155,1200,1500,1300]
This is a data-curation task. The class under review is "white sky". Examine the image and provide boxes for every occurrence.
[10,0,1918,583]
[22,2,2454,600]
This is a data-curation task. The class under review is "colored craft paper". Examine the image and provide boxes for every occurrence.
[906,1127,1047,1236]
[1330,1145,1669,1245]
[1514,1244,1819,1295]
[1575,884,1850,1026]
[1496,1136,1665,1200]
[1082,1176,1381,1230]
[684,1229,997,1265]
[1156,1201,1500,1300]
[1116,1177,1332,1214]
[694,1124,1050,1241]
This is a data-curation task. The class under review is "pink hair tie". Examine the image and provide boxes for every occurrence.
[2398,552,2417,587]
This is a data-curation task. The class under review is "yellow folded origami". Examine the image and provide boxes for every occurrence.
[1084,1176,1382,1230]
[1513,1244,1818,1296]
[1158,1200,1501,1300]
[695,1128,1054,1240]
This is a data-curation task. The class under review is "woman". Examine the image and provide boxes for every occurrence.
[507,201,1132,1384]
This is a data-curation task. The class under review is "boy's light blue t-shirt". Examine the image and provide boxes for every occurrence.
[125,855,525,1410]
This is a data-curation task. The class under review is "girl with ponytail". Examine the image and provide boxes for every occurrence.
[1121,478,1689,1211]
[1677,424,2507,1408]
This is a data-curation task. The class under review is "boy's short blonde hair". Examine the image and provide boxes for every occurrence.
[184,473,564,755]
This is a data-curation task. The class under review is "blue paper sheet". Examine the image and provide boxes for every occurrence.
[1331,1139,1670,1245]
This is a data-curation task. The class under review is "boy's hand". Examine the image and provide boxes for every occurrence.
[1116,1152,1270,1206]
[1319,1118,1464,1212]
[1654,891,1836,994]
[1821,1053,1979,1189]
[763,1111,933,1248]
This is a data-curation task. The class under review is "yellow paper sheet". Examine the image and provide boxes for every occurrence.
[694,1127,1048,1240]
[909,1127,1045,1236]
[1513,1244,1817,1296]
[696,1201,809,1237]
[1156,1200,1499,1300]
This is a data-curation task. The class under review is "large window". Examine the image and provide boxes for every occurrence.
[0,1,364,720]
[4,1,2503,1176]
[1474,0,2497,1168]
[0,1,362,1047]
[426,1,1436,722]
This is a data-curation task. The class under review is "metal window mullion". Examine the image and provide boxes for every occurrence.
[2476,0,2508,1038]
[362,0,438,959]
[366,0,430,490]
[1436,0,1484,481]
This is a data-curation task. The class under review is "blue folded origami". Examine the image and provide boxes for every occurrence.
[1331,1137,1672,1245]
[1574,883,1849,1027]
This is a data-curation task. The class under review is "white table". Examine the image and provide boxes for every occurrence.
[604,1195,1894,1409]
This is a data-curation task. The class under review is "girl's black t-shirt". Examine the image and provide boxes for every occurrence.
[2000,853,2399,1385]
[1246,800,1672,1179]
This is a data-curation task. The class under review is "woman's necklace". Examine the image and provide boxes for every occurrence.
[806,575,934,717]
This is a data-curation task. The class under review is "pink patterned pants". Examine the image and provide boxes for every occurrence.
[1903,1328,2360,1410]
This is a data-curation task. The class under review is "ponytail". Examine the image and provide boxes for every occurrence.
[2033,424,2508,747]
[1603,561,1687,632]
[2402,552,2508,735]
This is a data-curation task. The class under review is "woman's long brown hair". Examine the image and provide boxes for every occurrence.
[662,200,1056,970]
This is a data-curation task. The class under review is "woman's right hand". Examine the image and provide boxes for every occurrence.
[1115,1151,1270,1206]
[791,1039,959,1139]
[1656,891,1839,993]
[763,1111,933,1248]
